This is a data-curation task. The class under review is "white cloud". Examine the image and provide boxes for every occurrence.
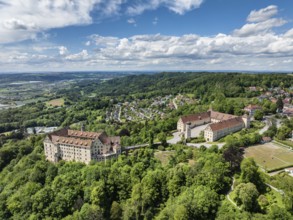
[247,5,278,22]
[1,5,293,72]
[127,18,137,26]
[89,35,120,47]
[166,0,204,15]
[234,5,287,37]
[153,17,159,25]
[126,0,204,15]
[59,46,68,55]
[284,28,293,38]
[0,0,101,43]
[233,18,287,37]
[0,0,204,44]
[65,50,88,61]
[127,18,136,24]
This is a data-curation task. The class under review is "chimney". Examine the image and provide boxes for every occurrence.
[81,123,85,132]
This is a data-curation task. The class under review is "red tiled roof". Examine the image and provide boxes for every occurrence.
[180,112,210,123]
[68,129,102,139]
[209,110,236,121]
[48,129,119,147]
[208,117,244,132]
[51,135,93,148]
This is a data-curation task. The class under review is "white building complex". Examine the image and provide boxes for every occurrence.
[177,109,250,142]
[44,128,121,164]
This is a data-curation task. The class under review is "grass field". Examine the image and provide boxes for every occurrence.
[245,142,293,172]
[46,98,64,107]
[154,151,175,166]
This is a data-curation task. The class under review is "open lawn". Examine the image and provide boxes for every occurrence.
[154,151,175,166]
[46,98,64,107]
[245,142,293,172]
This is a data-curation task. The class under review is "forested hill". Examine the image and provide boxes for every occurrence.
[68,72,293,98]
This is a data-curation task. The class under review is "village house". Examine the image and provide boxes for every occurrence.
[44,128,121,164]
[244,104,262,116]
[249,86,257,92]
[285,168,293,175]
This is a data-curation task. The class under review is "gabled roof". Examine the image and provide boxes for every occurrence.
[179,112,210,124]
[208,117,244,132]
[51,135,93,148]
[47,128,118,148]
[209,110,236,121]
[68,129,102,139]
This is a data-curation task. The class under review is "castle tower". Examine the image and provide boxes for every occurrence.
[185,122,191,140]
[242,114,250,129]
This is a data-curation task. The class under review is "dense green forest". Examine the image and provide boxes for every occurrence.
[1,72,293,219]
[0,136,292,220]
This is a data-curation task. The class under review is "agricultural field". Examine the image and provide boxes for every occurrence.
[245,142,293,172]
[46,98,65,107]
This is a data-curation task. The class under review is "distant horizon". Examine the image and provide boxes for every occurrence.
[0,70,292,75]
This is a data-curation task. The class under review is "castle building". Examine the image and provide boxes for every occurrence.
[177,109,250,142]
[177,112,211,132]
[204,117,247,142]
[43,128,121,164]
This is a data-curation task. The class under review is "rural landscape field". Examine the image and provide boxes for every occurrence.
[245,142,293,172]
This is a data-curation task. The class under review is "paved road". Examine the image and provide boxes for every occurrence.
[172,98,178,110]
[187,142,225,148]
[259,117,271,134]
[167,131,181,144]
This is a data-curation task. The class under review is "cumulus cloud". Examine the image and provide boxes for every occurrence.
[59,46,68,55]
[0,0,100,43]
[89,35,120,48]
[65,50,88,61]
[0,0,204,44]
[234,5,287,37]
[247,5,278,22]
[233,18,287,37]
[1,4,293,71]
[127,0,204,15]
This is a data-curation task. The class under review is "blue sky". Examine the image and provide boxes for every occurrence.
[1,0,293,72]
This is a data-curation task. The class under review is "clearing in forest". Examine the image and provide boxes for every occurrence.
[154,151,175,166]
[245,142,293,172]
[46,98,65,107]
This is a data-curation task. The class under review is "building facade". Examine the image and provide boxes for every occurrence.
[44,128,121,164]
[177,111,214,132]
[204,117,247,142]
[178,109,250,142]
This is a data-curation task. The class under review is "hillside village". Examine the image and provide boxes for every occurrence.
[41,84,293,167]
